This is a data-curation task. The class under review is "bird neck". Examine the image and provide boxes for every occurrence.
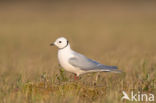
[59,44,72,52]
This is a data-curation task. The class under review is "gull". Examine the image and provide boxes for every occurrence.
[50,37,121,78]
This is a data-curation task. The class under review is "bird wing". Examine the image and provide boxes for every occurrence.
[68,52,118,72]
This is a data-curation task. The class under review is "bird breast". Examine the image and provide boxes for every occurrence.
[57,49,87,76]
[58,50,75,71]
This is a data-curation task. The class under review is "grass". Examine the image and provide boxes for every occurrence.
[0,1,156,103]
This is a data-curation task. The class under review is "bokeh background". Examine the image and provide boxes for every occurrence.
[0,1,156,103]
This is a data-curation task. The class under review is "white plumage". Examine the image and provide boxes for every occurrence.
[51,37,121,76]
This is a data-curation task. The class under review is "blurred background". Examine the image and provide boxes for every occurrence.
[0,0,156,103]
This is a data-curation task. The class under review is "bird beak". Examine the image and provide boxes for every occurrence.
[50,43,55,46]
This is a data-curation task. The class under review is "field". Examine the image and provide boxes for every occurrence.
[0,1,156,103]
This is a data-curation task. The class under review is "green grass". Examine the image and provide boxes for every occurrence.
[0,1,156,103]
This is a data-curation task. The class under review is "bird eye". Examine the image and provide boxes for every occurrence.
[59,41,62,43]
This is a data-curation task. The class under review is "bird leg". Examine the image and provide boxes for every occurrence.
[74,74,79,80]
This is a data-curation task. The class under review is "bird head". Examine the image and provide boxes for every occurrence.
[50,37,69,49]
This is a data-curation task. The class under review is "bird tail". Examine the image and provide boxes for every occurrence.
[109,69,122,73]
[99,65,122,73]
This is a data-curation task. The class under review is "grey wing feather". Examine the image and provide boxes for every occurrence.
[68,52,118,72]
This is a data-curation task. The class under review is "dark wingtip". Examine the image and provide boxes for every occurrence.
[112,66,118,69]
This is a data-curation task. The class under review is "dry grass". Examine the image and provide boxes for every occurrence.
[0,1,156,103]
